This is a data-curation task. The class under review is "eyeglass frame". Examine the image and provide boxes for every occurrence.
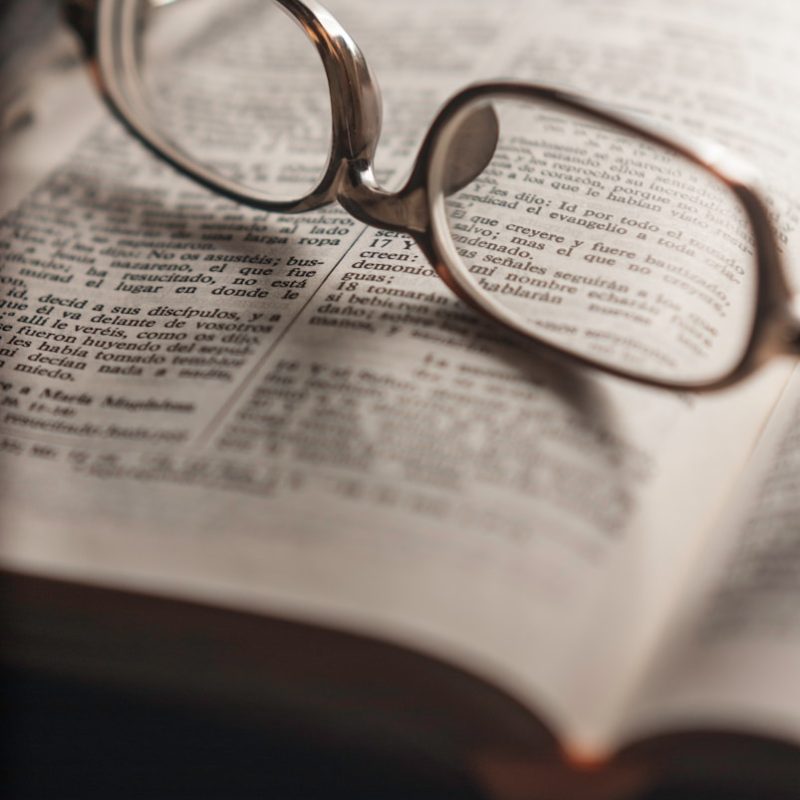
[63,0,800,392]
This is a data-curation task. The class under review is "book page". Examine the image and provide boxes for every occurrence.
[620,366,800,748]
[1,0,798,756]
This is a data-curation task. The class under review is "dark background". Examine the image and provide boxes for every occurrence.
[3,665,484,799]
[2,667,770,800]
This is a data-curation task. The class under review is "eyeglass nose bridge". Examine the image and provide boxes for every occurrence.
[285,0,433,236]
[279,0,423,230]
[288,1,501,239]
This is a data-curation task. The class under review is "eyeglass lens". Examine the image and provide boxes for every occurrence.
[435,99,758,385]
[136,0,332,201]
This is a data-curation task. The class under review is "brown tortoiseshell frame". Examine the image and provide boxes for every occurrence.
[63,0,800,391]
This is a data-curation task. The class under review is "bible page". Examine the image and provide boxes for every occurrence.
[618,365,800,749]
[0,0,798,756]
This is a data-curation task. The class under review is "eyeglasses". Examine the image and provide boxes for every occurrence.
[63,0,800,391]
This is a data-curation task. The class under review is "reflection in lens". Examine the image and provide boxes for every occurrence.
[434,98,757,385]
[136,0,332,201]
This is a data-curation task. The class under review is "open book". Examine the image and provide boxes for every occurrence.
[3,0,800,796]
